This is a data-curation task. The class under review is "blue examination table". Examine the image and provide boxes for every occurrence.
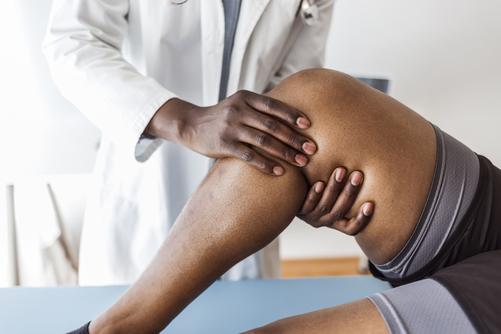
[0,276,390,333]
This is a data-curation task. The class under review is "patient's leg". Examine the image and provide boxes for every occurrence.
[90,70,437,333]
[270,69,437,263]
[90,159,309,333]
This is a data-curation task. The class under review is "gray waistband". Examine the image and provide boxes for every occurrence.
[374,125,480,279]
[369,278,476,334]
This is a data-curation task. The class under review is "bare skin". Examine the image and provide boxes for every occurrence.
[300,167,373,233]
[267,70,436,262]
[244,299,388,334]
[89,69,436,333]
[148,90,374,232]
[146,90,317,176]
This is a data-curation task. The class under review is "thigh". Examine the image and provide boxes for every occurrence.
[245,299,387,334]
[267,69,437,263]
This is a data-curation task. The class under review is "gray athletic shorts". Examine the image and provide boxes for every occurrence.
[368,125,501,333]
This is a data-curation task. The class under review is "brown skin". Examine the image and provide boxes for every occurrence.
[146,88,373,233]
[299,168,373,234]
[244,299,387,334]
[89,69,436,333]
[146,91,317,176]
[267,69,436,263]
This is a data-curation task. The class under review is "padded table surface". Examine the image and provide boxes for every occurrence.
[0,276,390,333]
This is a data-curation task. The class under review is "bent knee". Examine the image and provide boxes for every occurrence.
[267,69,382,183]
[270,69,368,112]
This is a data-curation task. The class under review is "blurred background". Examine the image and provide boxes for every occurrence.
[1,0,500,286]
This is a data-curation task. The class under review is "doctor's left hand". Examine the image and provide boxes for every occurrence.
[298,168,374,236]
[147,91,317,175]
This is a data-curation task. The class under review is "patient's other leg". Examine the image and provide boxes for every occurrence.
[245,299,387,334]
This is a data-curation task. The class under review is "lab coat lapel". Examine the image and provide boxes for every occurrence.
[200,1,225,106]
[227,0,272,95]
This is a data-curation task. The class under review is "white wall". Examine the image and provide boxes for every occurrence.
[1,0,500,259]
[280,0,501,259]
[0,0,99,179]
[326,0,501,165]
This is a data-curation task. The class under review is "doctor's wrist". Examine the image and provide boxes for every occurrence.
[145,97,196,144]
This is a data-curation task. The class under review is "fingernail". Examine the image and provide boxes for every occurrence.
[295,154,308,166]
[273,166,284,176]
[296,117,311,129]
[302,142,317,155]
[350,171,363,186]
[314,182,324,193]
[335,168,346,183]
[363,203,373,216]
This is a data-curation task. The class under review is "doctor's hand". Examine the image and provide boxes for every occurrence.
[298,168,374,236]
[146,91,316,175]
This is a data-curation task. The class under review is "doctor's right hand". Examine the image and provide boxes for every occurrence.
[146,91,317,175]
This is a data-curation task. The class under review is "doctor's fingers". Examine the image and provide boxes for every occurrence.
[236,90,311,130]
[311,167,348,217]
[298,167,346,225]
[240,109,316,156]
[329,202,374,236]
[316,171,366,231]
[228,142,285,176]
[328,171,364,221]
[298,181,325,216]
[237,126,309,167]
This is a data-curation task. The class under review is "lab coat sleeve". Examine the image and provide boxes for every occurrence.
[42,0,175,162]
[267,0,335,89]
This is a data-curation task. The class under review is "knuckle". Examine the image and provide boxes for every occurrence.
[287,133,301,147]
[329,210,342,221]
[263,117,279,131]
[220,132,232,145]
[256,133,269,146]
[240,149,254,162]
[265,97,274,111]
[309,220,323,228]
[223,106,238,119]
[283,148,295,161]
[319,206,330,215]
[234,90,248,100]
[316,218,330,228]
[303,212,316,223]
[257,159,270,171]
[220,127,235,144]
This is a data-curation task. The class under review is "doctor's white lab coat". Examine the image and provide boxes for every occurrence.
[43,0,334,285]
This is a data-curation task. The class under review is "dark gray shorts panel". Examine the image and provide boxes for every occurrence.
[369,278,476,334]
[432,250,501,333]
